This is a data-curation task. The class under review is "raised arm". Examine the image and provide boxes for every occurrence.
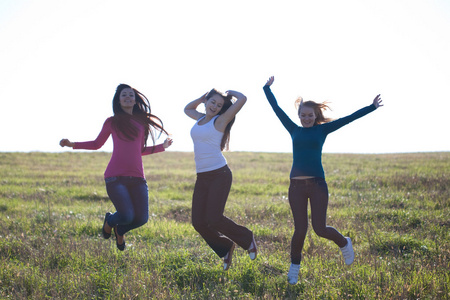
[214,90,247,132]
[263,76,298,134]
[322,94,383,134]
[184,93,207,120]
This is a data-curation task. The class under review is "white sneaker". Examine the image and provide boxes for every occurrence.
[287,263,300,285]
[247,235,257,260]
[340,237,354,265]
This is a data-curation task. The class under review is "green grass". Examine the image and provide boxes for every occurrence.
[0,151,449,299]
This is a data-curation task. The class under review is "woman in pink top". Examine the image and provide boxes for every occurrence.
[60,84,172,251]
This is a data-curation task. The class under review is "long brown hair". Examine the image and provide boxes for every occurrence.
[111,84,168,151]
[295,97,334,125]
[206,88,234,151]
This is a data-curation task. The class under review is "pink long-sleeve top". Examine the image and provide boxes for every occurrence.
[73,117,165,179]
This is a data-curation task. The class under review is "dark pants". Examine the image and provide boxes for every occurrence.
[105,176,149,236]
[288,177,347,264]
[192,165,253,258]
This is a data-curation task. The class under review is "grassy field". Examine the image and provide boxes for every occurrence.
[0,151,449,299]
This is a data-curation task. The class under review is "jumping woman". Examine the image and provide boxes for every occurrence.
[263,76,383,284]
[184,88,257,270]
[60,83,172,251]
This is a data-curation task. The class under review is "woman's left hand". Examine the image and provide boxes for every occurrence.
[225,90,241,99]
[373,94,383,108]
[163,137,173,148]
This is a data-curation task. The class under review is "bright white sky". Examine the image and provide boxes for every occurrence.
[1,0,449,153]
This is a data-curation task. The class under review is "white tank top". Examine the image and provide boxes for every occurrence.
[190,115,227,173]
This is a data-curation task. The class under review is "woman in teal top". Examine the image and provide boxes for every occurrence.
[263,76,383,285]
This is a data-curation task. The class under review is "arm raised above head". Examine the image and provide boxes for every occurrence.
[322,97,380,135]
[263,77,298,134]
[214,90,247,132]
[184,93,207,120]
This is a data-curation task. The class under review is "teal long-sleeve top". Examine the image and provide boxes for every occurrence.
[263,85,376,179]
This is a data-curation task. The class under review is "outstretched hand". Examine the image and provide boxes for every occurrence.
[265,76,274,86]
[373,94,383,108]
[163,137,173,149]
[60,139,74,148]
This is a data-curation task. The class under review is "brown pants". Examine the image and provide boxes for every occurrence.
[288,177,347,264]
[192,165,253,258]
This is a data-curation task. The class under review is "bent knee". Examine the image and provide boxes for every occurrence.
[136,215,149,227]
[121,214,134,225]
[205,216,224,229]
[313,227,328,238]
[192,219,207,232]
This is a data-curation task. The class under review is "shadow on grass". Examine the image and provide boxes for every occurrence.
[73,194,109,202]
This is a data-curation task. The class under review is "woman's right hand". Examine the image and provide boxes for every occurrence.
[184,93,208,120]
[59,139,74,148]
[265,76,274,86]
[200,92,208,102]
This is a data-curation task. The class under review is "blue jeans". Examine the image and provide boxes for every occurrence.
[105,176,149,236]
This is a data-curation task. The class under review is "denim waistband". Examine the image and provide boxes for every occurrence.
[104,176,146,183]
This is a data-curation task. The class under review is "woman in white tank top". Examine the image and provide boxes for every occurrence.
[184,88,257,271]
